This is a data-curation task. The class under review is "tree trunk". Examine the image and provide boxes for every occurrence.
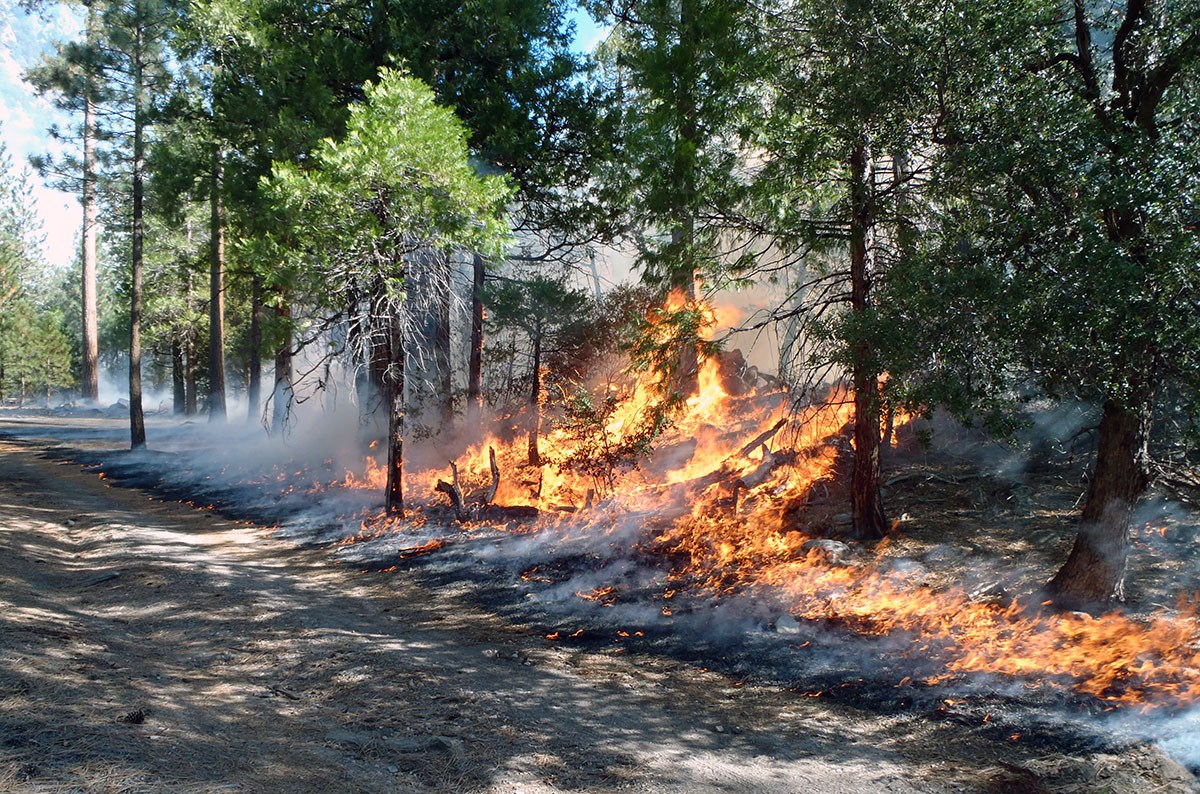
[671,0,701,398]
[384,314,405,514]
[208,150,227,420]
[185,335,198,415]
[467,253,485,425]
[80,1,100,403]
[246,273,263,424]
[848,140,887,541]
[1046,398,1150,608]
[271,301,293,435]
[128,35,146,450]
[527,331,541,467]
[367,286,390,413]
[435,255,453,431]
[171,339,185,414]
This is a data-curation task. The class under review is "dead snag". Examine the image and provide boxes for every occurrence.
[435,460,470,521]
[483,446,500,506]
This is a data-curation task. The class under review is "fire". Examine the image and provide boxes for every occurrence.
[319,292,1200,711]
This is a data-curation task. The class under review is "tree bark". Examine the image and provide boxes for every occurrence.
[385,313,405,514]
[527,330,542,467]
[848,140,888,541]
[246,274,263,424]
[171,339,185,414]
[435,256,453,431]
[673,0,701,398]
[208,150,227,420]
[271,301,293,435]
[183,336,197,415]
[467,253,485,425]
[80,0,100,403]
[128,28,146,450]
[1046,398,1151,608]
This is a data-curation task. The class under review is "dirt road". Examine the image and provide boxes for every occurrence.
[0,434,1195,792]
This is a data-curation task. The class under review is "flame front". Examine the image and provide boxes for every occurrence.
[326,294,1200,710]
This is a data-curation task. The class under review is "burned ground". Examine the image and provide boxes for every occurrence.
[1,413,1199,792]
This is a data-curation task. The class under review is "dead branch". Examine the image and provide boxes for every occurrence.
[736,445,776,491]
[435,460,469,521]
[483,446,500,506]
[739,418,787,458]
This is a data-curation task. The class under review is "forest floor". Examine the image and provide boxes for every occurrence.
[1,413,1198,793]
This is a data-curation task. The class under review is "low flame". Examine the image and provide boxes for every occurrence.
[321,293,1200,710]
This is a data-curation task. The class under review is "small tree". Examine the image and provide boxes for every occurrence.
[265,69,511,513]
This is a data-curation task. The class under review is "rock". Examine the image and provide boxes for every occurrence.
[801,539,852,565]
[775,614,801,634]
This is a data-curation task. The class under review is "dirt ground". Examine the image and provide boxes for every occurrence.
[1,425,1197,793]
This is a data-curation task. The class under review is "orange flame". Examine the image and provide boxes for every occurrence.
[323,293,1200,709]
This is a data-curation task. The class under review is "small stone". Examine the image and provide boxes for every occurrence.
[775,615,801,634]
[801,539,851,565]
[387,765,398,774]
[713,725,725,733]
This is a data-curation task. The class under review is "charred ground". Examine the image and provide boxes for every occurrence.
[2,412,1200,792]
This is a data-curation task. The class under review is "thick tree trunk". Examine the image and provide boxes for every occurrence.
[80,5,99,404]
[1046,398,1150,608]
[848,141,888,541]
[171,339,185,414]
[385,315,405,514]
[527,331,542,467]
[128,49,146,450]
[246,274,263,424]
[208,151,227,420]
[271,301,293,435]
[467,253,485,425]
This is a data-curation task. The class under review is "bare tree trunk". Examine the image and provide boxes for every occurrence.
[368,286,390,410]
[246,274,263,423]
[385,314,405,513]
[527,331,542,467]
[672,0,701,398]
[848,140,887,541]
[208,150,227,420]
[271,301,293,435]
[185,336,198,415]
[80,1,100,403]
[1046,398,1150,608]
[128,34,146,450]
[467,253,485,426]
[171,339,185,414]
[435,256,453,431]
